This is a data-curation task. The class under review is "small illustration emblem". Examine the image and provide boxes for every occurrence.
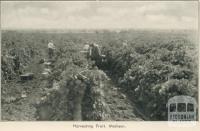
[167,95,197,121]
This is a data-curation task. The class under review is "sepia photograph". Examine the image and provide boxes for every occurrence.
[0,0,199,122]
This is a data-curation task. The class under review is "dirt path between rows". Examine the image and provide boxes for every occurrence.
[2,55,145,121]
[1,57,45,121]
[1,80,45,121]
[2,71,145,121]
[102,79,143,121]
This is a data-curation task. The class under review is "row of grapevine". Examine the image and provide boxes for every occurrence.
[101,33,198,120]
[36,43,110,120]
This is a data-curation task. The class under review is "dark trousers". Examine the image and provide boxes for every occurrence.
[48,48,54,59]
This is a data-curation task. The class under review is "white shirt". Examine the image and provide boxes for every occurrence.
[48,42,55,49]
[83,44,90,50]
[122,42,128,47]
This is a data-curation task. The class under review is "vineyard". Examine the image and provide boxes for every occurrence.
[1,29,198,121]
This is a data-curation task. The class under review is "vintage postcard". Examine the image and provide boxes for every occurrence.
[0,0,199,130]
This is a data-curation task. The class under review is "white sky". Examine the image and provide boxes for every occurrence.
[1,1,198,30]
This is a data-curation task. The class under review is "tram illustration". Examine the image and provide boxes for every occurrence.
[167,95,197,121]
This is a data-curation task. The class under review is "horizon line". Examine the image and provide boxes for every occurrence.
[1,28,197,31]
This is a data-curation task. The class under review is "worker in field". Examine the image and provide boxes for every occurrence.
[89,43,101,60]
[81,44,90,60]
[48,40,56,60]
[122,40,129,50]
[80,42,103,68]
[88,43,106,67]
[122,40,128,47]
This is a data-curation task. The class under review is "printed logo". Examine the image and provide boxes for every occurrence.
[166,95,197,121]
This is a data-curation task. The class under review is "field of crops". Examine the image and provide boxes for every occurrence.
[1,29,198,121]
